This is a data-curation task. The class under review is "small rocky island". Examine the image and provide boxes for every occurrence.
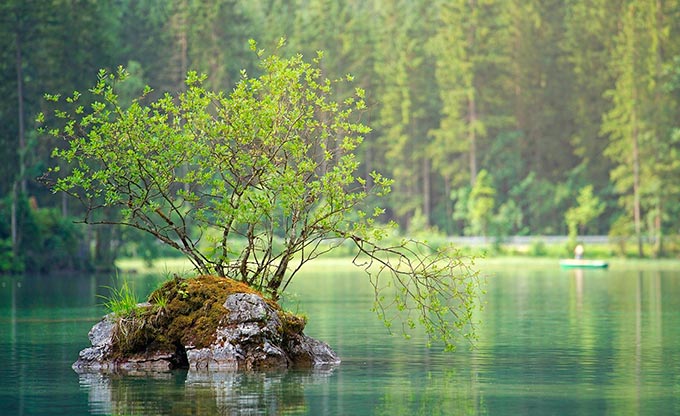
[73,275,340,372]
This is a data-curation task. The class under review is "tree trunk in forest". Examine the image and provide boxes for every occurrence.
[652,0,664,258]
[11,27,26,256]
[423,157,431,226]
[629,2,643,258]
[443,174,452,234]
[654,203,663,257]
[94,225,117,272]
[632,105,643,258]
[10,183,18,255]
[468,93,477,186]
[61,193,68,217]
[16,29,26,195]
[467,0,478,186]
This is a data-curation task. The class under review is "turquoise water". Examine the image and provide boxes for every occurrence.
[1,262,679,415]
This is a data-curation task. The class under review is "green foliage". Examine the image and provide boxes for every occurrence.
[493,199,525,238]
[373,0,439,227]
[0,195,85,273]
[563,0,619,190]
[467,170,496,237]
[44,45,382,293]
[601,1,680,256]
[609,215,634,257]
[451,187,470,235]
[428,0,512,190]
[357,239,483,351]
[507,172,572,235]
[528,239,547,257]
[565,185,606,244]
[44,43,481,350]
[5,0,680,270]
[118,227,184,268]
[0,238,22,274]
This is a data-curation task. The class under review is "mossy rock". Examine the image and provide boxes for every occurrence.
[112,275,283,356]
[73,274,339,372]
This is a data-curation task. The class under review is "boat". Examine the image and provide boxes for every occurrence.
[559,259,609,269]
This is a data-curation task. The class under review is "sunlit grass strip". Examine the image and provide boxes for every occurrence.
[115,257,195,275]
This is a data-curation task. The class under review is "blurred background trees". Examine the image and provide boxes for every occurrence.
[2,0,680,272]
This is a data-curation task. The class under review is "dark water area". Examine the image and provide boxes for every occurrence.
[1,262,679,415]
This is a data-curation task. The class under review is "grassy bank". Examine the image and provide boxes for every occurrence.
[116,249,680,277]
[116,233,680,277]
[476,256,680,271]
[453,238,679,260]
[115,257,195,275]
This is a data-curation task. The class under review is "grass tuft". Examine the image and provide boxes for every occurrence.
[99,277,139,317]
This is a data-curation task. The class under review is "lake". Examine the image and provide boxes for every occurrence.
[1,259,679,415]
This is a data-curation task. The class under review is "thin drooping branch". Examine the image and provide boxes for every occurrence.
[350,236,482,350]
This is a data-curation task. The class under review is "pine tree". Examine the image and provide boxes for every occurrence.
[563,0,619,180]
[602,0,678,256]
[373,0,439,229]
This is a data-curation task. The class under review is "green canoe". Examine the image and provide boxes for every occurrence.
[559,259,609,269]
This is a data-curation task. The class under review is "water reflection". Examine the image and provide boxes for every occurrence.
[372,367,487,416]
[471,267,680,416]
[78,368,336,415]
[3,266,680,415]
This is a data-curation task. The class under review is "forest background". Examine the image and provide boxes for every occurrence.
[1,0,680,273]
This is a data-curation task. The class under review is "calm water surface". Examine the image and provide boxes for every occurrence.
[1,261,679,415]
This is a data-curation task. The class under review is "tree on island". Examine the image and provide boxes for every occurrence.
[41,40,482,351]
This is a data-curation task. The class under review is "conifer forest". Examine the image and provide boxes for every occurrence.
[2,0,680,272]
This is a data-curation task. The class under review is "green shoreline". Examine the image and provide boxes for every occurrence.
[116,254,680,276]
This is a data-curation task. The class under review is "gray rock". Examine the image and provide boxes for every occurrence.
[285,333,341,368]
[72,318,116,371]
[89,318,115,347]
[224,293,275,324]
[186,344,239,370]
[73,288,340,372]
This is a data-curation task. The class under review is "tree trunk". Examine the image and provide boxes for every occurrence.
[94,225,116,272]
[468,93,477,186]
[11,26,26,256]
[632,105,643,257]
[16,28,26,194]
[654,203,662,257]
[10,183,18,256]
[467,0,478,186]
[422,157,431,226]
[630,3,643,258]
[443,174,452,234]
[652,0,664,258]
[61,193,68,217]
[268,252,290,300]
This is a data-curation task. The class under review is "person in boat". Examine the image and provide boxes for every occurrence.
[574,244,584,259]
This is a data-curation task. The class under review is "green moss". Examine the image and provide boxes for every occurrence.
[280,310,307,336]
[109,275,306,360]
